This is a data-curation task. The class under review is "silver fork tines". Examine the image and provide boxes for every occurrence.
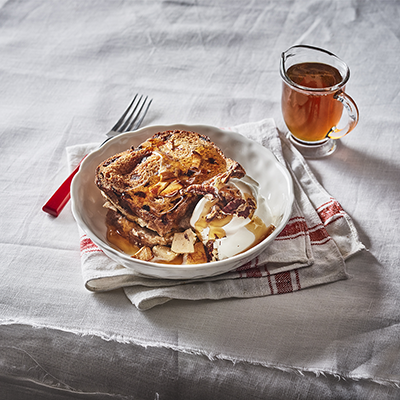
[107,94,153,137]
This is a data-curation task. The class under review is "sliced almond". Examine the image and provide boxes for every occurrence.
[150,181,169,196]
[171,228,196,254]
[159,170,176,181]
[160,180,183,196]
[152,245,178,262]
[102,201,117,212]
[132,246,153,261]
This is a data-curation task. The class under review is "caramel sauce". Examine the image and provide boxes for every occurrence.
[154,254,184,265]
[244,216,276,249]
[107,226,140,255]
[194,199,233,240]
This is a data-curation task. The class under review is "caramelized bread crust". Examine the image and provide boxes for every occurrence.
[95,130,245,237]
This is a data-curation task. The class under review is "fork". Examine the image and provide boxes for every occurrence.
[42,94,152,217]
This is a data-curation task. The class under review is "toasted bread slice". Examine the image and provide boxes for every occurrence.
[96,130,245,237]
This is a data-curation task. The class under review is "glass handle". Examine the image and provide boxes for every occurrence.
[328,91,359,140]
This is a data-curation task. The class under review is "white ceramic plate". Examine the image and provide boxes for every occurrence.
[71,124,294,280]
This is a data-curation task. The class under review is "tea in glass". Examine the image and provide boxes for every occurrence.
[280,45,359,158]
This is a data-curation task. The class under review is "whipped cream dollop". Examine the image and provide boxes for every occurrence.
[190,175,272,260]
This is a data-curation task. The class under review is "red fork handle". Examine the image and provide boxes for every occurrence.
[42,157,85,217]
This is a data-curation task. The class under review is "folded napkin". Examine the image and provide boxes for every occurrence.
[68,119,364,311]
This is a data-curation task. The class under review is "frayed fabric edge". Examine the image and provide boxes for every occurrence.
[1,319,399,388]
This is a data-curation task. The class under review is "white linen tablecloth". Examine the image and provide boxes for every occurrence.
[1,0,399,399]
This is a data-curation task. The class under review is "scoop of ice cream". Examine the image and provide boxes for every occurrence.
[190,175,272,260]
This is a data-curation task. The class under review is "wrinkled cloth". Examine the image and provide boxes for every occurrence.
[69,119,364,310]
[2,0,400,396]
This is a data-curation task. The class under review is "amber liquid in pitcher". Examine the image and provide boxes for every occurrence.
[282,62,344,142]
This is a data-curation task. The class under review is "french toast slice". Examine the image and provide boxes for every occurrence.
[105,208,173,247]
[95,130,245,237]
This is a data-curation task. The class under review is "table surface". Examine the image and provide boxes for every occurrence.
[1,1,400,399]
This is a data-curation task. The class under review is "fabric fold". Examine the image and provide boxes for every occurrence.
[70,119,364,311]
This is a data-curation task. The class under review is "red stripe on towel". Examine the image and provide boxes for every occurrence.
[317,198,345,226]
[80,236,102,254]
[277,217,308,240]
[245,258,262,278]
[275,271,293,294]
[309,226,330,243]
